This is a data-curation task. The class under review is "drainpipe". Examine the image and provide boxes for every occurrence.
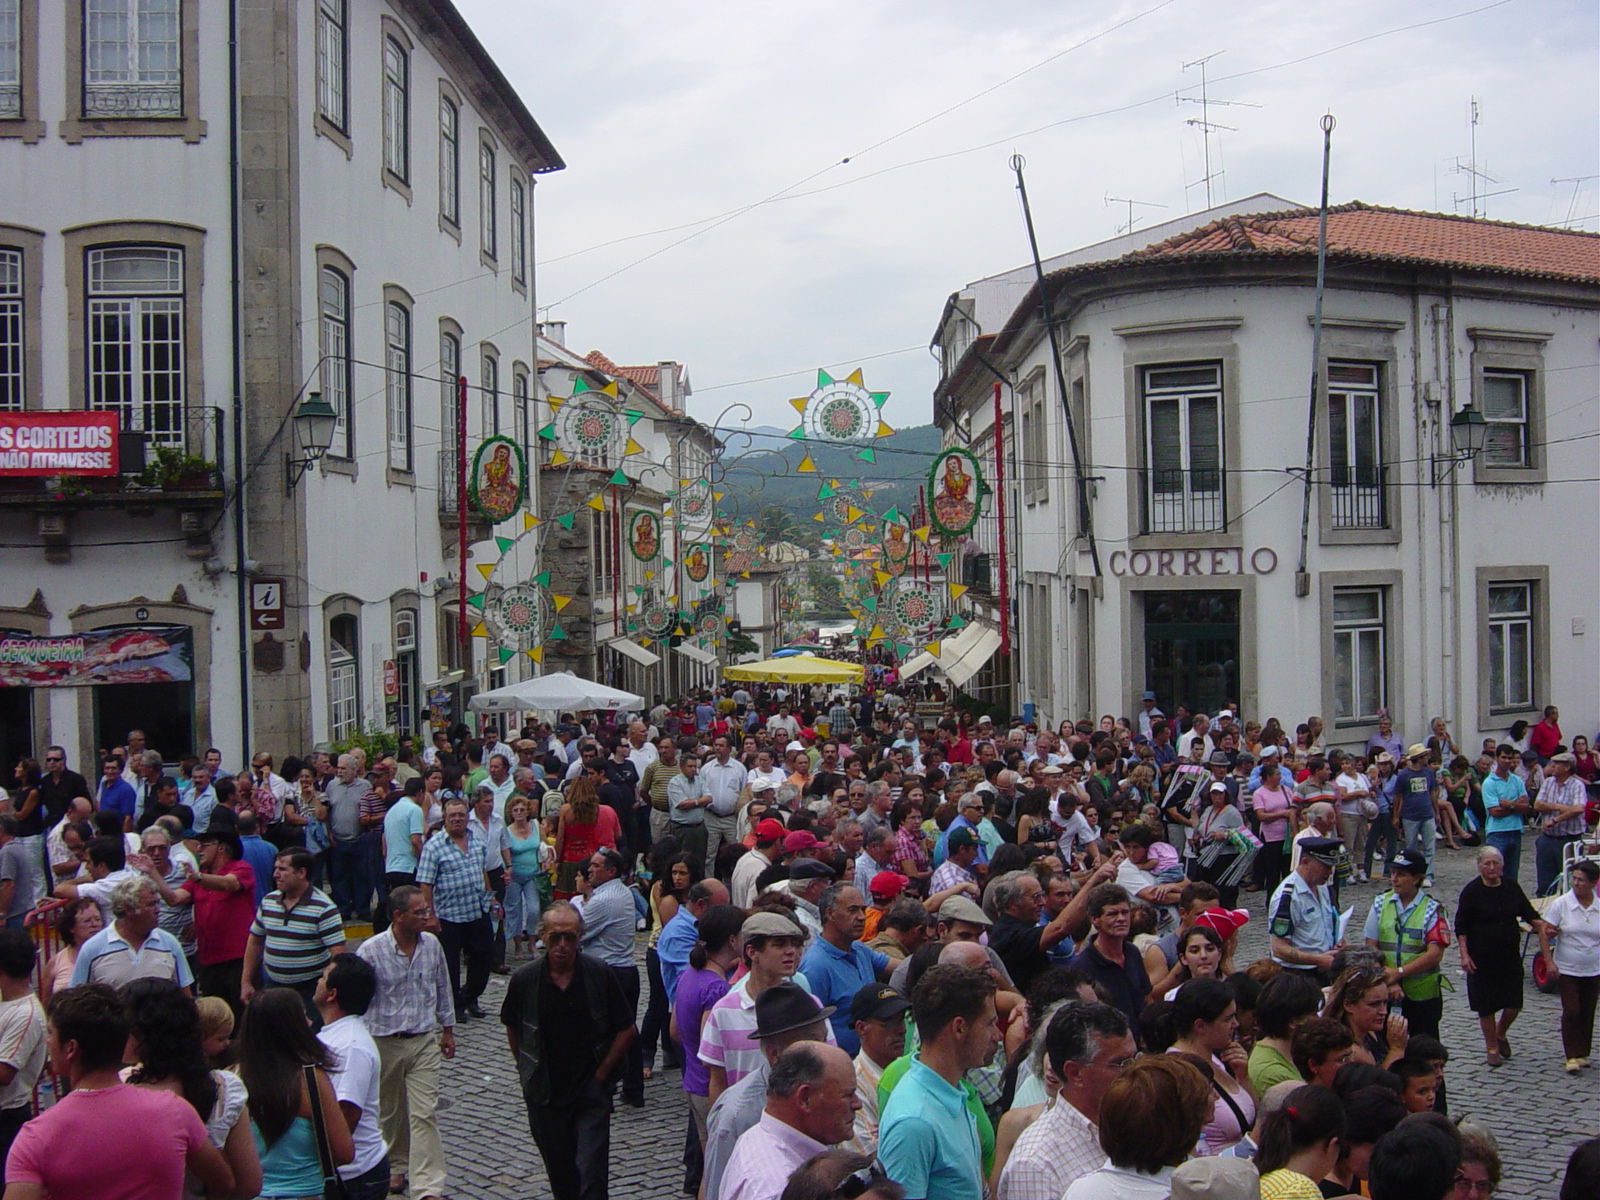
[228,0,251,754]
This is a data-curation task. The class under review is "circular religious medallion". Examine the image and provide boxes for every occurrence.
[484,584,548,651]
[640,600,678,639]
[801,376,881,444]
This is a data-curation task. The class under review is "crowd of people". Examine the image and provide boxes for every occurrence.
[0,688,1595,1199]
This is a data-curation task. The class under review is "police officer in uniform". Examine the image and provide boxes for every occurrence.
[1363,848,1451,1040]
[1268,837,1342,980]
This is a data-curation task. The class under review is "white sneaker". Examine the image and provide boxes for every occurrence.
[1424,876,1434,888]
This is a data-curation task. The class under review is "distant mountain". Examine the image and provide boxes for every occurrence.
[717,424,944,528]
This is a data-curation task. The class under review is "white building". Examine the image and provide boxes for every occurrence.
[0,0,564,767]
[929,201,1599,755]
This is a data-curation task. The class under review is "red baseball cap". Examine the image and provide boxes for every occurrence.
[783,830,824,854]
[869,870,909,899]
[1193,907,1251,941]
[755,818,788,842]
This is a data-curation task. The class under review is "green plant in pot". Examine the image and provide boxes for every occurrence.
[138,446,217,489]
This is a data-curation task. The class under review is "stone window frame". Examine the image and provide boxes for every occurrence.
[0,598,50,755]
[313,0,352,157]
[378,15,412,201]
[382,282,415,483]
[0,0,44,142]
[1318,568,1402,742]
[479,341,500,437]
[0,223,43,410]
[1313,317,1402,546]
[61,0,206,144]
[1115,316,1244,553]
[63,220,205,428]
[314,244,357,473]
[1469,327,1551,486]
[1119,573,1259,726]
[508,170,527,293]
[323,594,362,743]
[68,594,214,754]
[1475,564,1550,729]
[478,127,499,269]
[436,78,462,238]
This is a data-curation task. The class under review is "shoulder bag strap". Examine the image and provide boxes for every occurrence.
[1210,1073,1251,1136]
[303,1063,347,1199]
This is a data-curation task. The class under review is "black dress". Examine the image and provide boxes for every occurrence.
[1455,876,1541,1013]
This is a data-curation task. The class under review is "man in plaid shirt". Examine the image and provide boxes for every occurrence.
[415,798,495,1019]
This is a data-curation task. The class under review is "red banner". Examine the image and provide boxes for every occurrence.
[0,412,120,476]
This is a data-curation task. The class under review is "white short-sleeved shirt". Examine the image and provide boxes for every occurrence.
[319,1014,390,1178]
[1545,891,1600,976]
[0,993,46,1110]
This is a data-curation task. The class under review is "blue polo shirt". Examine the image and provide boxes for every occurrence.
[1482,771,1528,835]
[879,1056,983,1200]
[798,936,889,1056]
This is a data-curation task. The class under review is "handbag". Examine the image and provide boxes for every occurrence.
[303,1063,349,1200]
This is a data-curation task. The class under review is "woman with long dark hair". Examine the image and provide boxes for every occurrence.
[553,776,621,900]
[123,978,261,1200]
[236,987,352,1197]
[640,843,700,1078]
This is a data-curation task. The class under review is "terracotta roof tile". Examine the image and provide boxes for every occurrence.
[1128,202,1599,283]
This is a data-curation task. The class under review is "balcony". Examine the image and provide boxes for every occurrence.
[436,449,490,538]
[1329,465,1388,529]
[1140,467,1226,534]
[964,552,994,596]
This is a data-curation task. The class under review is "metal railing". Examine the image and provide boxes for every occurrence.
[83,83,182,119]
[1329,464,1388,529]
[1140,467,1226,534]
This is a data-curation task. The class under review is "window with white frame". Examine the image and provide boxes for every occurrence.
[87,245,184,444]
[1327,361,1384,528]
[479,141,497,259]
[394,608,417,735]
[384,300,411,470]
[0,247,21,411]
[439,329,460,497]
[1142,362,1223,533]
[382,35,408,182]
[315,0,346,132]
[513,371,529,452]
[509,175,526,285]
[84,0,182,118]
[318,266,351,459]
[0,0,21,118]
[1481,370,1532,469]
[327,613,359,741]
[481,353,498,435]
[1487,581,1534,712]
[438,94,459,225]
[1332,587,1386,722]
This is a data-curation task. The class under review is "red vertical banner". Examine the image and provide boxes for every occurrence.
[993,382,1010,656]
[457,375,469,647]
[612,487,621,637]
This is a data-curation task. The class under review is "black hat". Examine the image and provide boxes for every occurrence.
[850,982,910,1025]
[749,982,834,1040]
[1299,836,1342,865]
[1207,750,1232,768]
[1388,849,1428,876]
[196,817,242,859]
[787,858,836,882]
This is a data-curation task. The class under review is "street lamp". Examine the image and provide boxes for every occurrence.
[1430,403,1488,486]
[285,392,338,491]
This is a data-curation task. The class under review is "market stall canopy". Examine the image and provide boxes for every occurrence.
[468,671,644,714]
[723,654,865,685]
[899,621,1003,688]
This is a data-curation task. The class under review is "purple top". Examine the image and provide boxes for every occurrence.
[675,965,731,1096]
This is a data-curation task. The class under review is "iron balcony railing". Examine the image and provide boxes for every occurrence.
[1140,466,1227,534]
[1329,464,1388,529]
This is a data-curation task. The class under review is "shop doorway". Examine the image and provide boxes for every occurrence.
[0,689,32,777]
[94,682,195,762]
[1144,590,1239,717]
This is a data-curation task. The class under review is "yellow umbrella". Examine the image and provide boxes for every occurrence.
[723,655,865,684]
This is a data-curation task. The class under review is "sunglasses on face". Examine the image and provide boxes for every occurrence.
[545,930,579,943]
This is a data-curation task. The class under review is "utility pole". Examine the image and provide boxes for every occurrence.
[1179,52,1258,208]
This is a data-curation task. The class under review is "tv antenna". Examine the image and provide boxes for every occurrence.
[1451,98,1517,217]
[1551,175,1599,228]
[1104,193,1168,235]
[1179,51,1260,208]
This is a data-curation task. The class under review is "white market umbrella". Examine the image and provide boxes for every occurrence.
[468,671,644,714]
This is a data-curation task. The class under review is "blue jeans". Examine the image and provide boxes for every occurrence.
[1485,829,1523,886]
[1402,817,1437,877]
[506,874,543,939]
[328,838,369,918]
[1536,833,1580,898]
[1365,815,1399,877]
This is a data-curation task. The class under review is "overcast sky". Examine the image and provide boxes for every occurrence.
[459,0,1597,434]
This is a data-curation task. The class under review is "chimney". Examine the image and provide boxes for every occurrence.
[541,319,567,346]
[657,360,678,410]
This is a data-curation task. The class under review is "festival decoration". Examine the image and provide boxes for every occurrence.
[628,510,662,562]
[468,436,526,523]
[684,543,711,582]
[928,446,985,537]
[539,377,644,471]
[881,507,911,578]
[787,368,893,464]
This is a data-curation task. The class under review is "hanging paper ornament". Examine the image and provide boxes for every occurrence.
[838,526,871,552]
[788,368,894,462]
[887,582,946,632]
[882,510,911,578]
[639,597,679,640]
[684,543,711,583]
[627,509,662,562]
[928,447,986,537]
[549,382,628,464]
[481,583,550,653]
[468,436,527,524]
[676,479,714,538]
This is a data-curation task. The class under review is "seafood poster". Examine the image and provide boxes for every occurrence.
[0,625,194,688]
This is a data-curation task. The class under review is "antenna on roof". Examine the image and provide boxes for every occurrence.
[1550,176,1599,229]
[1451,97,1517,218]
[1104,193,1168,235]
[1178,51,1260,209]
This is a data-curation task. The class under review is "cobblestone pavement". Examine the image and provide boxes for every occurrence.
[430,837,1587,1199]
